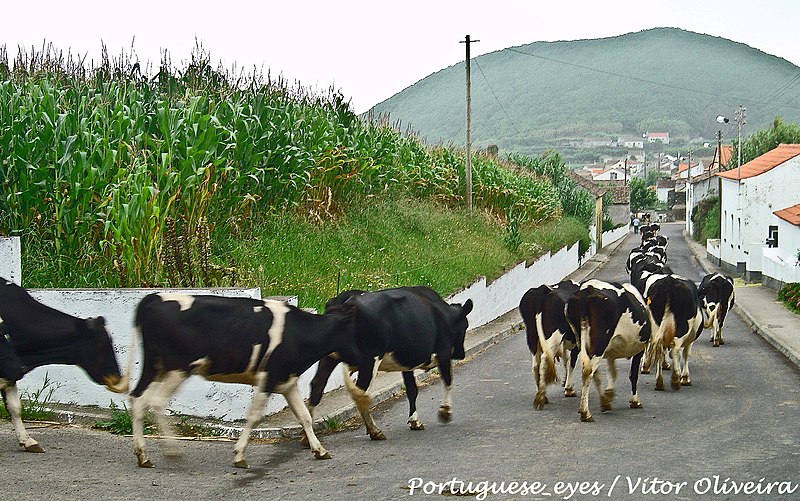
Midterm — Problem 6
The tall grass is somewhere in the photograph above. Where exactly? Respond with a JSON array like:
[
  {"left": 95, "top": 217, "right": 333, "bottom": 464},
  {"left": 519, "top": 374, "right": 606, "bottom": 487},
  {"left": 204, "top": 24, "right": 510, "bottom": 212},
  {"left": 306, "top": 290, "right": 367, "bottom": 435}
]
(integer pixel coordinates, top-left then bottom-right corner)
[{"left": 1, "top": 43, "right": 573, "bottom": 296}]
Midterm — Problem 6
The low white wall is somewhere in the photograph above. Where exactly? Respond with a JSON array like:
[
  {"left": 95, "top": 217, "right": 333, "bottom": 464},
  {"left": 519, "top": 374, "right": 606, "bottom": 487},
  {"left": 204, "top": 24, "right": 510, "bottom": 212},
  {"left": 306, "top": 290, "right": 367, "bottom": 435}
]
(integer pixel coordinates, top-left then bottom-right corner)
[
  {"left": 0, "top": 237, "right": 22, "bottom": 285},
  {"left": 762, "top": 250, "right": 800, "bottom": 285}
]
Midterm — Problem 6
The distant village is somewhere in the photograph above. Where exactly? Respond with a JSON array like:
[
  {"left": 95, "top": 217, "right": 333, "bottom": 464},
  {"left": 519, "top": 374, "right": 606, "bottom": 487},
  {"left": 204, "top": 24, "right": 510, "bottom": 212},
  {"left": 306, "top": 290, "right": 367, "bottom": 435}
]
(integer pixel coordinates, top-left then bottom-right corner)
[{"left": 570, "top": 131, "right": 732, "bottom": 225}]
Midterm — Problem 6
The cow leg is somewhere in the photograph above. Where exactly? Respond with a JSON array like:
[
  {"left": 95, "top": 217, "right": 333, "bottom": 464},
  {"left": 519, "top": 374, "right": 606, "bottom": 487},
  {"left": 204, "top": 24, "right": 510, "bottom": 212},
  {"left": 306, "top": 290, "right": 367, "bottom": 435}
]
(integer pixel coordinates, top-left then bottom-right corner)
[
  {"left": 402, "top": 371, "right": 424, "bottom": 430},
  {"left": 279, "top": 378, "right": 331, "bottom": 461},
  {"left": 531, "top": 351, "right": 547, "bottom": 409},
  {"left": 563, "top": 347, "right": 578, "bottom": 397},
  {"left": 2, "top": 386, "right": 44, "bottom": 453},
  {"left": 600, "top": 359, "right": 616, "bottom": 412},
  {"left": 654, "top": 345, "right": 665, "bottom": 391},
  {"left": 437, "top": 361, "right": 454, "bottom": 423},
  {"left": 680, "top": 343, "right": 693, "bottom": 386},
  {"left": 629, "top": 351, "right": 644, "bottom": 408},
  {"left": 579, "top": 357, "right": 600, "bottom": 422},
  {"left": 303, "top": 355, "right": 341, "bottom": 447},
  {"left": 130, "top": 393, "right": 152, "bottom": 468},
  {"left": 233, "top": 375, "right": 270, "bottom": 468},
  {"left": 669, "top": 346, "right": 681, "bottom": 390},
  {"left": 149, "top": 371, "right": 187, "bottom": 459},
  {"left": 342, "top": 361, "right": 384, "bottom": 440}
]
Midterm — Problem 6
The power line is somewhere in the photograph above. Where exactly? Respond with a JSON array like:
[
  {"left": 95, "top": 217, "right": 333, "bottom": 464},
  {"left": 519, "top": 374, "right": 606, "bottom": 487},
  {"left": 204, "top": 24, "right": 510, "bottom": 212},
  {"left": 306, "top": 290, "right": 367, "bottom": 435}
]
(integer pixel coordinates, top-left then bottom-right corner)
[
  {"left": 505, "top": 47, "right": 800, "bottom": 112},
  {"left": 473, "top": 58, "right": 523, "bottom": 136}
]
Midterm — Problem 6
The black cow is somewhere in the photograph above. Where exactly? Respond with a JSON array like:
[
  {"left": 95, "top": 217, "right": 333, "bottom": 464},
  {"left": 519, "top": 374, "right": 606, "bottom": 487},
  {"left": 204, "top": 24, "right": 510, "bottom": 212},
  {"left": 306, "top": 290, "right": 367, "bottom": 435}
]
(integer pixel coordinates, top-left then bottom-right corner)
[
  {"left": 127, "top": 293, "right": 360, "bottom": 468},
  {"left": 0, "top": 278, "right": 126, "bottom": 453},
  {"left": 564, "top": 280, "right": 653, "bottom": 422},
  {"left": 308, "top": 286, "right": 473, "bottom": 440},
  {"left": 640, "top": 273, "right": 704, "bottom": 390},
  {"left": 519, "top": 280, "right": 580, "bottom": 409},
  {"left": 698, "top": 273, "right": 735, "bottom": 347}
]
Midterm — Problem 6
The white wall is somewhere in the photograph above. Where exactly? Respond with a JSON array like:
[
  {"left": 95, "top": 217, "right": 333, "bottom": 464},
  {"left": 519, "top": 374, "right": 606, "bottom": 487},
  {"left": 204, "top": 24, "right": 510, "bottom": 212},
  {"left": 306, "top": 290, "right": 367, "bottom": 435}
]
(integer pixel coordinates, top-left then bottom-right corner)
[
  {"left": 762, "top": 218, "right": 800, "bottom": 285},
  {"left": 0, "top": 237, "right": 22, "bottom": 285}
]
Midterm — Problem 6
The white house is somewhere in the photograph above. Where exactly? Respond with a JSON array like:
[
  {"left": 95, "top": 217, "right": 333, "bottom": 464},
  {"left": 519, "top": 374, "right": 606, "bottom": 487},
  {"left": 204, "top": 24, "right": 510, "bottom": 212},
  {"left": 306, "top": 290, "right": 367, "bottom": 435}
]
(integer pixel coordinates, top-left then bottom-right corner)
[
  {"left": 714, "top": 143, "right": 800, "bottom": 282},
  {"left": 646, "top": 132, "right": 670, "bottom": 144},
  {"left": 762, "top": 203, "right": 800, "bottom": 289},
  {"left": 592, "top": 167, "right": 627, "bottom": 181}
]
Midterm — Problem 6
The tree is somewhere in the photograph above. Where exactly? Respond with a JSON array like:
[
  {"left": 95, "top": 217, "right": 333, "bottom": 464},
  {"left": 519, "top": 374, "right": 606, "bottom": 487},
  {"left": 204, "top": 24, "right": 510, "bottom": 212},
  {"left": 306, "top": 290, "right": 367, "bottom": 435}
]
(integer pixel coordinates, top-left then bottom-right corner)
[
  {"left": 630, "top": 178, "right": 658, "bottom": 214},
  {"left": 735, "top": 117, "right": 800, "bottom": 166}
]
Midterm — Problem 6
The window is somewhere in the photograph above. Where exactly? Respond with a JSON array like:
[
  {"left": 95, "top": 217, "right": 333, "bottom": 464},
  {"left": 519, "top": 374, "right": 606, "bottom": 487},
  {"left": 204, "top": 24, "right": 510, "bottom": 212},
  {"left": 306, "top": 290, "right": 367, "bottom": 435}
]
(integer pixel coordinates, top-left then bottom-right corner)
[{"left": 767, "top": 226, "right": 778, "bottom": 248}]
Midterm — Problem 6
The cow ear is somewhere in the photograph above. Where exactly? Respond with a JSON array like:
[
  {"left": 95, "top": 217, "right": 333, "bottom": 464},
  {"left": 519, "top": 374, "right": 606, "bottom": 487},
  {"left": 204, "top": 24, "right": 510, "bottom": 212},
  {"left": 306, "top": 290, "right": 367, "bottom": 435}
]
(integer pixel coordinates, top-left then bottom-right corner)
[
  {"left": 461, "top": 299, "right": 473, "bottom": 316},
  {"left": 87, "top": 316, "right": 107, "bottom": 330}
]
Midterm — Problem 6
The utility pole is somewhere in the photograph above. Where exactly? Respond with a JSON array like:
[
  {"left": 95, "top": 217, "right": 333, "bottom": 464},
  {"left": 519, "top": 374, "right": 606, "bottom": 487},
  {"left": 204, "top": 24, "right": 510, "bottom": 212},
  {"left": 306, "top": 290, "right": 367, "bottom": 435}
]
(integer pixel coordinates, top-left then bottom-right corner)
[
  {"left": 736, "top": 104, "right": 746, "bottom": 179},
  {"left": 461, "top": 34, "right": 479, "bottom": 214}
]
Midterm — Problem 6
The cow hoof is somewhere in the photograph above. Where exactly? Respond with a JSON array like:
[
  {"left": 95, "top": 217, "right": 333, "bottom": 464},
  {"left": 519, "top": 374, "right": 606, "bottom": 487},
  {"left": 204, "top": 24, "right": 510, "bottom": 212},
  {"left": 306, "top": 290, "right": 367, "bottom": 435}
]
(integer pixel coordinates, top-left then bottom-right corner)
[
  {"left": 579, "top": 412, "right": 594, "bottom": 422},
  {"left": 533, "top": 393, "right": 547, "bottom": 410},
  {"left": 313, "top": 450, "right": 332, "bottom": 460},
  {"left": 655, "top": 379, "right": 664, "bottom": 391},
  {"left": 24, "top": 444, "right": 45, "bottom": 453},
  {"left": 137, "top": 458, "right": 155, "bottom": 468},
  {"left": 681, "top": 377, "right": 692, "bottom": 386},
  {"left": 369, "top": 431, "right": 386, "bottom": 441},
  {"left": 564, "top": 388, "right": 576, "bottom": 398},
  {"left": 713, "top": 341, "right": 720, "bottom": 347},
  {"left": 408, "top": 421, "right": 425, "bottom": 431},
  {"left": 719, "top": 339, "right": 725, "bottom": 345},
  {"left": 233, "top": 459, "right": 250, "bottom": 469},
  {"left": 640, "top": 368, "right": 650, "bottom": 375},
  {"left": 438, "top": 407, "right": 452, "bottom": 423},
  {"left": 671, "top": 379, "right": 681, "bottom": 391},
  {"left": 630, "top": 400, "right": 643, "bottom": 409}
]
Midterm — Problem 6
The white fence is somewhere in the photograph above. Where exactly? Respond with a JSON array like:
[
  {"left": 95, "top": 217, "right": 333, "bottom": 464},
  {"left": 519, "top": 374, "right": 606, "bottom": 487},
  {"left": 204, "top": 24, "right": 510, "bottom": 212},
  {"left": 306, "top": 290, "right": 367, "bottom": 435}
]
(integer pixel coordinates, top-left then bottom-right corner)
[{"left": 6, "top": 226, "right": 624, "bottom": 420}]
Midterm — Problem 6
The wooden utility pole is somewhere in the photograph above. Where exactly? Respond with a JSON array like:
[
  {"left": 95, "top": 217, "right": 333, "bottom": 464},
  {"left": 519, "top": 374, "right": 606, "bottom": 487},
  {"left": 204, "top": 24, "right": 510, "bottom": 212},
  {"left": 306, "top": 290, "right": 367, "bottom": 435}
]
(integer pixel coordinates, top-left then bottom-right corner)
[{"left": 461, "top": 34, "right": 479, "bottom": 214}]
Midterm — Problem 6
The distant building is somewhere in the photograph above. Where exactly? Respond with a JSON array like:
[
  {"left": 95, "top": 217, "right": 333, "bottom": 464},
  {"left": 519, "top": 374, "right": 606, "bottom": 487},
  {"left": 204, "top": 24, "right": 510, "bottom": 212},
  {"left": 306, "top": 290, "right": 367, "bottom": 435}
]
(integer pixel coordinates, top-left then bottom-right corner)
[
  {"left": 645, "top": 132, "right": 670, "bottom": 144},
  {"left": 656, "top": 179, "right": 676, "bottom": 204}
]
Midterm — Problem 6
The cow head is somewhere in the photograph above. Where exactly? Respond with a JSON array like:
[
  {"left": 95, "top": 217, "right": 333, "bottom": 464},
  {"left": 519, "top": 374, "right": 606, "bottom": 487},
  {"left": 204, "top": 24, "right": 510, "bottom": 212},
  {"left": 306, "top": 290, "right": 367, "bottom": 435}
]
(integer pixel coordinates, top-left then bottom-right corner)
[
  {"left": 0, "top": 331, "right": 25, "bottom": 387},
  {"left": 75, "top": 317, "right": 127, "bottom": 393},
  {"left": 449, "top": 299, "right": 473, "bottom": 360}
]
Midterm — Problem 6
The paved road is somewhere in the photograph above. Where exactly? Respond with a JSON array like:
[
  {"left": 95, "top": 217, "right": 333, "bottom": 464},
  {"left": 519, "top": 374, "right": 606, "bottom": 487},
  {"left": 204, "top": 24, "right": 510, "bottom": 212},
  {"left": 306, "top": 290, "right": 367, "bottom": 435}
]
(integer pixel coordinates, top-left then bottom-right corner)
[{"left": 3, "top": 223, "right": 799, "bottom": 500}]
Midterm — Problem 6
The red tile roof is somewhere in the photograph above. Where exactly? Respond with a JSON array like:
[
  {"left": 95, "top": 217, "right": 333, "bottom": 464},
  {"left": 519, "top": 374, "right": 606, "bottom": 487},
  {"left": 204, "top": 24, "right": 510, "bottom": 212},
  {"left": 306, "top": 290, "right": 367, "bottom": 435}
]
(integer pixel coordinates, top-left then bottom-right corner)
[
  {"left": 774, "top": 203, "right": 800, "bottom": 226},
  {"left": 717, "top": 144, "right": 800, "bottom": 180}
]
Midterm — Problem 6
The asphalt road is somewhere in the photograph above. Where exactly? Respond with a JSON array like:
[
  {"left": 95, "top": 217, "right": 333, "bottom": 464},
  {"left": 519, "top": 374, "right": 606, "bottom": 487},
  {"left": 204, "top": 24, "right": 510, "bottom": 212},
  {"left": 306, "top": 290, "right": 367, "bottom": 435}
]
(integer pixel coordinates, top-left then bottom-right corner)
[{"left": 2, "top": 222, "right": 799, "bottom": 501}]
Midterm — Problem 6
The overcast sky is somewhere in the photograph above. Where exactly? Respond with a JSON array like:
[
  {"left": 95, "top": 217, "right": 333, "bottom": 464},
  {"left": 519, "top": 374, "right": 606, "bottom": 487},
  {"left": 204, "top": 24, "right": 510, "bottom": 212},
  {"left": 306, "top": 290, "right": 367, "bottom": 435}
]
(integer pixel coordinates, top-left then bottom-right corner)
[{"left": 2, "top": 1, "right": 799, "bottom": 114}]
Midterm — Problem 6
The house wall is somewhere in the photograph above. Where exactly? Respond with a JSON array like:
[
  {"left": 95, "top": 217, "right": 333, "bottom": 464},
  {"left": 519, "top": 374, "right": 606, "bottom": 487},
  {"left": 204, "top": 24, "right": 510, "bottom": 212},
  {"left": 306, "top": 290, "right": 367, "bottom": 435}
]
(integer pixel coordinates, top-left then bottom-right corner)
[
  {"left": 762, "top": 218, "right": 800, "bottom": 289},
  {"left": 0, "top": 237, "right": 22, "bottom": 285},
  {"left": 719, "top": 156, "right": 800, "bottom": 276},
  {"left": 686, "top": 176, "right": 720, "bottom": 235}
]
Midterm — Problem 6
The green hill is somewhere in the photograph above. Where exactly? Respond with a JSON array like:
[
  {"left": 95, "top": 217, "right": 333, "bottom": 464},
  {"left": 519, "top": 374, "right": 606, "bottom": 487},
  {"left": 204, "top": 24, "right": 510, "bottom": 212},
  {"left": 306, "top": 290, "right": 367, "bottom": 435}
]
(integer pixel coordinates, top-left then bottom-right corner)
[{"left": 368, "top": 28, "right": 800, "bottom": 160}]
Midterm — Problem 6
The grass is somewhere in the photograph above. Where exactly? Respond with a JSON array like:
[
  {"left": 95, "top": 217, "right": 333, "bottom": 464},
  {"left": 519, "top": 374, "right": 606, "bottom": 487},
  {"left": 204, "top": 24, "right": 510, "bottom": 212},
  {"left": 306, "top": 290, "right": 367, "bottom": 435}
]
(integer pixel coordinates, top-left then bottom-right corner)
[
  {"left": 228, "top": 197, "right": 588, "bottom": 310},
  {"left": 0, "top": 373, "right": 60, "bottom": 421},
  {"left": 777, "top": 283, "right": 800, "bottom": 315}
]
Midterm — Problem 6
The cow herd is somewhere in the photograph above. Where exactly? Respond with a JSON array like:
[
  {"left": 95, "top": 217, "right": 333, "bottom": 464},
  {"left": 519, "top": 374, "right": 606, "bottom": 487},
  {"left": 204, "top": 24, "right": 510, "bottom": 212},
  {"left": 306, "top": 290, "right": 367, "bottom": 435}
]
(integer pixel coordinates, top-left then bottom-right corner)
[
  {"left": 0, "top": 230, "right": 737, "bottom": 469},
  {"left": 520, "top": 223, "right": 736, "bottom": 423}
]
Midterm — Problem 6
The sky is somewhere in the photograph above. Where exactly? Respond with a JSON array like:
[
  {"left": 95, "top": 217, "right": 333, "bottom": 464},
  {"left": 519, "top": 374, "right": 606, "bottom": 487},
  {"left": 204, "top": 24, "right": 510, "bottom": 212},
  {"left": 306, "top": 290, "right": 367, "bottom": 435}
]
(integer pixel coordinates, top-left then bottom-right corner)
[{"left": 2, "top": 1, "right": 799, "bottom": 114}]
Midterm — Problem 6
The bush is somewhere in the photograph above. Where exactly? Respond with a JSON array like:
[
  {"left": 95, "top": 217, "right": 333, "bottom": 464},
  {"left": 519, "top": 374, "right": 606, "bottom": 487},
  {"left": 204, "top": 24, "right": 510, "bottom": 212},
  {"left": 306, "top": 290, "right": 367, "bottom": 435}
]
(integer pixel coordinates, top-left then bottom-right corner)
[{"left": 777, "top": 283, "right": 800, "bottom": 315}]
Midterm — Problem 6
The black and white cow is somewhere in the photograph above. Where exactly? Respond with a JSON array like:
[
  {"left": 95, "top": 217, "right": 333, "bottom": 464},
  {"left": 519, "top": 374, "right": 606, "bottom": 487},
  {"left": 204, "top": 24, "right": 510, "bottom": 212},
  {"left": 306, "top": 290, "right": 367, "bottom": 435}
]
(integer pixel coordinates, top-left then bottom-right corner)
[
  {"left": 0, "top": 278, "right": 126, "bottom": 453},
  {"left": 308, "top": 286, "right": 473, "bottom": 440},
  {"left": 127, "top": 293, "right": 360, "bottom": 469},
  {"left": 564, "top": 280, "right": 653, "bottom": 422},
  {"left": 698, "top": 273, "right": 735, "bottom": 347},
  {"left": 519, "top": 280, "right": 580, "bottom": 409},
  {"left": 640, "top": 273, "right": 704, "bottom": 390},
  {"left": 630, "top": 256, "right": 673, "bottom": 295}
]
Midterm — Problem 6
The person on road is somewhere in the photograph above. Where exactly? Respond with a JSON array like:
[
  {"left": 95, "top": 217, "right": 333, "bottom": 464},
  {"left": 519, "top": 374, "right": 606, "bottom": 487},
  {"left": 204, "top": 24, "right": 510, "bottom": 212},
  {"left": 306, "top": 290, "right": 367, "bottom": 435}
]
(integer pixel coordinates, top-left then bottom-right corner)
[{"left": 633, "top": 217, "right": 640, "bottom": 234}]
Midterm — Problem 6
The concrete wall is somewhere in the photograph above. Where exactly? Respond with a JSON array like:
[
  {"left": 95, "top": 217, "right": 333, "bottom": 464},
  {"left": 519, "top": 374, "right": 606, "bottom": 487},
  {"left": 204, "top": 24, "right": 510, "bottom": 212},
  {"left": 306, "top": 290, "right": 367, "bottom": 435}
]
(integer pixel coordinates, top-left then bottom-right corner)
[
  {"left": 0, "top": 237, "right": 22, "bottom": 285},
  {"left": 761, "top": 218, "right": 800, "bottom": 289}
]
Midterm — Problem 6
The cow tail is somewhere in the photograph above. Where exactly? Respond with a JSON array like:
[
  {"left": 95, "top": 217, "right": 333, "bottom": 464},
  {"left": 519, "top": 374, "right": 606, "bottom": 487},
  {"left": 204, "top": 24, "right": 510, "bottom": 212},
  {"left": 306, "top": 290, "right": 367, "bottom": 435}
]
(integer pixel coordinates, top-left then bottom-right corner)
[{"left": 535, "top": 313, "right": 557, "bottom": 385}]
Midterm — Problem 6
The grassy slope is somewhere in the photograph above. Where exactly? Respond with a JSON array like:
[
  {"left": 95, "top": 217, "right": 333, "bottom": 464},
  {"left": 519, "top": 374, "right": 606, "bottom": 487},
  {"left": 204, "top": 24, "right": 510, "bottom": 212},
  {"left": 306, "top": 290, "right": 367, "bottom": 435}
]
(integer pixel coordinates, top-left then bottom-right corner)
[{"left": 226, "top": 197, "right": 587, "bottom": 310}]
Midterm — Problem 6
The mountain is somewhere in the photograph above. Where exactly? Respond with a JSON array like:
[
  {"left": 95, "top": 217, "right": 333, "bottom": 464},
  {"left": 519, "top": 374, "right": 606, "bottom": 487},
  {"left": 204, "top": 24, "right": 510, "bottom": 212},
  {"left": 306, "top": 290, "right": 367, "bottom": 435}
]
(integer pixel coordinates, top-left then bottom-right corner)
[{"left": 367, "top": 28, "right": 800, "bottom": 160}]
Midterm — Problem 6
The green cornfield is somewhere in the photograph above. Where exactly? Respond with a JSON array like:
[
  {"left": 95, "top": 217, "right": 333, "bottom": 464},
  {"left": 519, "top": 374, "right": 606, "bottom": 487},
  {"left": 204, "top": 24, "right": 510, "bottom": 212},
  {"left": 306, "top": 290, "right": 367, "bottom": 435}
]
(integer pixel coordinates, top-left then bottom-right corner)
[{"left": 0, "top": 44, "right": 586, "bottom": 300}]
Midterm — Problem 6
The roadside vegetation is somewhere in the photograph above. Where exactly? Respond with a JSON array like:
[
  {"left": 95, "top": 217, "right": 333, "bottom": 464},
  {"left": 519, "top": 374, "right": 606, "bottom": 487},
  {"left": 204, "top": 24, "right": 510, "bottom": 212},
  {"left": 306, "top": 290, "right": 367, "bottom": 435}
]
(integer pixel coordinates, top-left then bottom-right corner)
[
  {"left": 0, "top": 44, "right": 592, "bottom": 310},
  {"left": 777, "top": 283, "right": 800, "bottom": 315}
]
